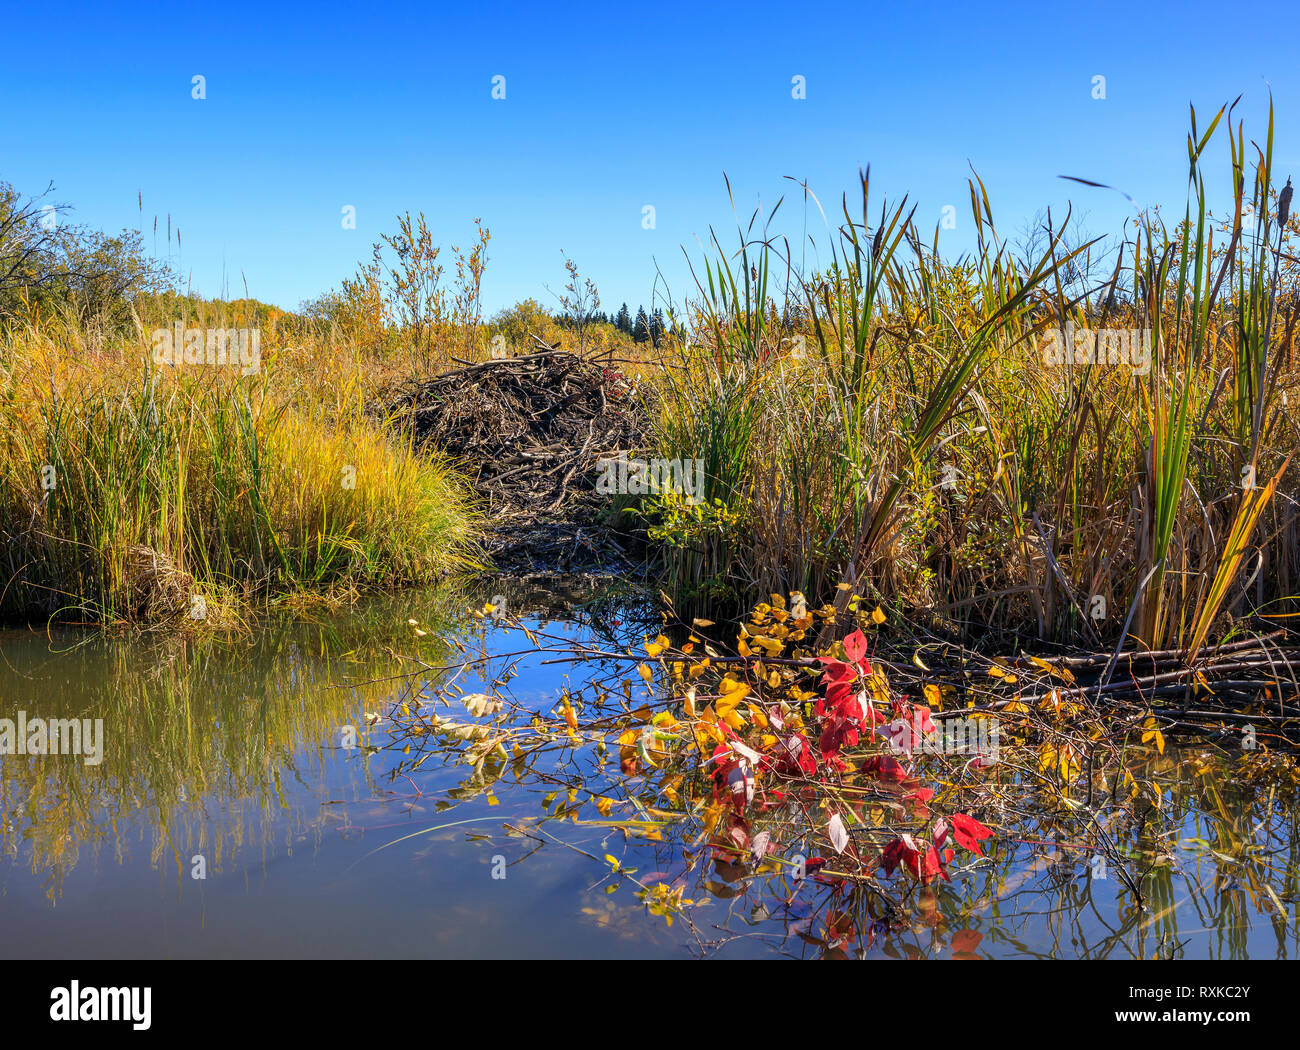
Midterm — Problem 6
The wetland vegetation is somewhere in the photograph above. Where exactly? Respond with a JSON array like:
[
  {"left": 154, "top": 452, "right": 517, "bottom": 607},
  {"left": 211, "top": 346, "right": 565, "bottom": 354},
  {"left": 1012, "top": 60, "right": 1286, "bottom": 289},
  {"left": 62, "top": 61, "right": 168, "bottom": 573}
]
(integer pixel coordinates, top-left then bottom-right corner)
[{"left": 4, "top": 101, "right": 1300, "bottom": 958}]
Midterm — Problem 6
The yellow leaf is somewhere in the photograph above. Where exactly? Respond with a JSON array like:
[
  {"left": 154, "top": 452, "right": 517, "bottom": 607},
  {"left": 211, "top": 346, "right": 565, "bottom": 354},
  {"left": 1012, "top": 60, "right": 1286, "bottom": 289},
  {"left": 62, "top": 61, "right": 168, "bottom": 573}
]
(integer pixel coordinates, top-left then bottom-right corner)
[
  {"left": 1141, "top": 716, "right": 1165, "bottom": 754},
  {"left": 718, "top": 676, "right": 750, "bottom": 697},
  {"left": 1027, "top": 654, "right": 1057, "bottom": 676},
  {"left": 692, "top": 717, "right": 724, "bottom": 756},
  {"left": 987, "top": 663, "right": 1006, "bottom": 680}
]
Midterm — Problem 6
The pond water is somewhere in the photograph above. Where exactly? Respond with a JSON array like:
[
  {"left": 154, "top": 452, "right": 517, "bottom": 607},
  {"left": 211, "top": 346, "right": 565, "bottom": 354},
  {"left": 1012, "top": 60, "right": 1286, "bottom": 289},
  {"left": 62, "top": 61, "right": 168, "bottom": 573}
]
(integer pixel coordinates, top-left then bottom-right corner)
[{"left": 1, "top": 580, "right": 1298, "bottom": 959}]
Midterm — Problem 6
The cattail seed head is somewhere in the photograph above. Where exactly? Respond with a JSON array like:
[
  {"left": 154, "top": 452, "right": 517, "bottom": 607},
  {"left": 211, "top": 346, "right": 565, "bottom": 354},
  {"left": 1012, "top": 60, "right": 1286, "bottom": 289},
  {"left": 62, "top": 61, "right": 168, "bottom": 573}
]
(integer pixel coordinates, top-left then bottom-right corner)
[{"left": 1279, "top": 178, "right": 1293, "bottom": 227}]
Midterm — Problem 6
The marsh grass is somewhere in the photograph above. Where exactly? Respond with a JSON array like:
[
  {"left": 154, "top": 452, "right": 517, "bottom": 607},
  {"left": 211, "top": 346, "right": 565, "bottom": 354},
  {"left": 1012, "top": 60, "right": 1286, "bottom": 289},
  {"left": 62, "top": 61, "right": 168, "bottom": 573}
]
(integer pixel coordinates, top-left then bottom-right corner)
[
  {"left": 644, "top": 106, "right": 1300, "bottom": 651},
  {"left": 0, "top": 308, "right": 482, "bottom": 625}
]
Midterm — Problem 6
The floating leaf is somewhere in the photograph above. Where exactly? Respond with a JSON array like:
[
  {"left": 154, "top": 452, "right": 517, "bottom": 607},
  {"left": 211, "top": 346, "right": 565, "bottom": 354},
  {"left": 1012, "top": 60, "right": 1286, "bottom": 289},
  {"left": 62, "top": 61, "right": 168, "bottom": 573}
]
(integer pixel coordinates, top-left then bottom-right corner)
[
  {"left": 463, "top": 693, "right": 503, "bottom": 718},
  {"left": 827, "top": 812, "right": 849, "bottom": 854}
]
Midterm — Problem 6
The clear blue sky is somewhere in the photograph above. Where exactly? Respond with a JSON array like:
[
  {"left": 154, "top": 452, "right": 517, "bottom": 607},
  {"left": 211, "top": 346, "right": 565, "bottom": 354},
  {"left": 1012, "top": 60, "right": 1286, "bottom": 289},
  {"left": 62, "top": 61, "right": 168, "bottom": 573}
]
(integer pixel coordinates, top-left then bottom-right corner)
[{"left": 3, "top": 0, "right": 1297, "bottom": 316}]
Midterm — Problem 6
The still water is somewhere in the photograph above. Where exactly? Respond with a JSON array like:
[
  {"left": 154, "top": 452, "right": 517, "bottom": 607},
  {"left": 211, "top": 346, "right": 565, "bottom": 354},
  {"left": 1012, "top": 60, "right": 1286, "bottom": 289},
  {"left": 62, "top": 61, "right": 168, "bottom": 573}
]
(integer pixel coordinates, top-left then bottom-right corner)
[{"left": 1, "top": 580, "right": 1297, "bottom": 959}]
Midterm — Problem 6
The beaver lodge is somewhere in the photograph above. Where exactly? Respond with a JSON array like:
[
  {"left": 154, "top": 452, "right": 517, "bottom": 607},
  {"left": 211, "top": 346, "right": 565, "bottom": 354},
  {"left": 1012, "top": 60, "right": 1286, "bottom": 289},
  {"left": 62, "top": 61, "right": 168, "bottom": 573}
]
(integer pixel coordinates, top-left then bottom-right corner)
[{"left": 384, "top": 345, "right": 647, "bottom": 575}]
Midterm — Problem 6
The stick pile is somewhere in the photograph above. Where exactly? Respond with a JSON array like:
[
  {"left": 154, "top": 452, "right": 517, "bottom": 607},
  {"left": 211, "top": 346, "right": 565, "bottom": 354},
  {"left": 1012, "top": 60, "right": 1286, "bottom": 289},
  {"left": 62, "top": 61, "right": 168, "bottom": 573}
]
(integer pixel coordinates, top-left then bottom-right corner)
[
  {"left": 867, "top": 630, "right": 1300, "bottom": 734},
  {"left": 385, "top": 346, "right": 646, "bottom": 572}
]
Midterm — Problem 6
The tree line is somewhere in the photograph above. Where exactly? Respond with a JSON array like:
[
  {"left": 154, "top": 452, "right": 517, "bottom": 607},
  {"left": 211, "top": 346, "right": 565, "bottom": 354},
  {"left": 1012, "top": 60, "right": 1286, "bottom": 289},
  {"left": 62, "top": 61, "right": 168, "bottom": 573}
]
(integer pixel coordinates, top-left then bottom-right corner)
[{"left": 557, "top": 301, "right": 670, "bottom": 345}]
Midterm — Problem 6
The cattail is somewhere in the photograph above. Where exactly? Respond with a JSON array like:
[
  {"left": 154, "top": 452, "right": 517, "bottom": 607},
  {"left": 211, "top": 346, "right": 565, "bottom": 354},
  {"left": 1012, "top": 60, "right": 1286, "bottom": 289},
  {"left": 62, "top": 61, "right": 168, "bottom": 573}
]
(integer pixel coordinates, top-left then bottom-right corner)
[{"left": 1279, "top": 177, "right": 1293, "bottom": 227}]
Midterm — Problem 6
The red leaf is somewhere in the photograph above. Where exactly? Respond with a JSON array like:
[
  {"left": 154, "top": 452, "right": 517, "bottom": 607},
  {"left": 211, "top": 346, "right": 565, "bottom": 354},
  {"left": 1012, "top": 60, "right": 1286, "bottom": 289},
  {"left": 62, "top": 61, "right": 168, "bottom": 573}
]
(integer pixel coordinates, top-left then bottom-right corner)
[
  {"left": 824, "top": 677, "right": 856, "bottom": 719},
  {"left": 951, "top": 812, "right": 994, "bottom": 856},
  {"left": 771, "top": 732, "right": 817, "bottom": 777},
  {"left": 921, "top": 844, "right": 948, "bottom": 884},
  {"left": 903, "top": 843, "right": 922, "bottom": 879},
  {"left": 880, "top": 838, "right": 905, "bottom": 877},
  {"left": 804, "top": 856, "right": 838, "bottom": 885},
  {"left": 843, "top": 629, "right": 869, "bottom": 670},
  {"left": 860, "top": 695, "right": 887, "bottom": 725},
  {"left": 710, "top": 744, "right": 754, "bottom": 814},
  {"left": 860, "top": 754, "right": 908, "bottom": 781},
  {"left": 884, "top": 833, "right": 920, "bottom": 879},
  {"left": 817, "top": 657, "right": 855, "bottom": 685}
]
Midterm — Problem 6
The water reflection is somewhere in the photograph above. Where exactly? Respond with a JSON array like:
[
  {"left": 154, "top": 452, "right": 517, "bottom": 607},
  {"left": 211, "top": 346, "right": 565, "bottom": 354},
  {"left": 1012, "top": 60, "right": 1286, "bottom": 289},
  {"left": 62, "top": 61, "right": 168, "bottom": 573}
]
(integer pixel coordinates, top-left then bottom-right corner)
[
  {"left": 0, "top": 589, "right": 464, "bottom": 903},
  {"left": 1, "top": 580, "right": 1297, "bottom": 958}
]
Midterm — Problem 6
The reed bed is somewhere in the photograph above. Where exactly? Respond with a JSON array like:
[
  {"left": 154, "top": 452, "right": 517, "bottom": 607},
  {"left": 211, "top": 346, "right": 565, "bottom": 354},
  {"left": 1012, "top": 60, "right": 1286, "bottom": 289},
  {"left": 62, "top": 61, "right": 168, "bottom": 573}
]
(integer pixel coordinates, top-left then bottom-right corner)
[
  {"left": 645, "top": 103, "right": 1300, "bottom": 652},
  {"left": 0, "top": 305, "right": 481, "bottom": 625}
]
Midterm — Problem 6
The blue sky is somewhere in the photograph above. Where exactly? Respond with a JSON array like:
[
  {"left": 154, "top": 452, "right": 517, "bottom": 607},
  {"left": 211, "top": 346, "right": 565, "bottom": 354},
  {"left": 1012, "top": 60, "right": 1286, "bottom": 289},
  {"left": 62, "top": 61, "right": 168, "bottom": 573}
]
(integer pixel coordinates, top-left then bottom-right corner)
[{"left": 2, "top": 0, "right": 1297, "bottom": 316}]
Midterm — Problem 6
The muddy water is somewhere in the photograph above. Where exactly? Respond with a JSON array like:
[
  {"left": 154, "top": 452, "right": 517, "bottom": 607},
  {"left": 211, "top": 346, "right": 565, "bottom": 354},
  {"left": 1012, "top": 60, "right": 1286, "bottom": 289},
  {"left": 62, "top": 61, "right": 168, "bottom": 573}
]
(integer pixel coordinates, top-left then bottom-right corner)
[{"left": 1, "top": 581, "right": 1297, "bottom": 959}]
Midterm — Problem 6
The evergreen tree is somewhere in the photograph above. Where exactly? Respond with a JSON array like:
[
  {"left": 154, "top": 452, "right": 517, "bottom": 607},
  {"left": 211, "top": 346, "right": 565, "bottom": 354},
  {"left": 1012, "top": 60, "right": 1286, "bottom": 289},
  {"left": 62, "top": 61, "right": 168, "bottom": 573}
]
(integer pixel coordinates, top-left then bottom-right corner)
[
  {"left": 650, "top": 307, "right": 665, "bottom": 347},
  {"left": 633, "top": 306, "right": 650, "bottom": 343},
  {"left": 616, "top": 302, "right": 632, "bottom": 334}
]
